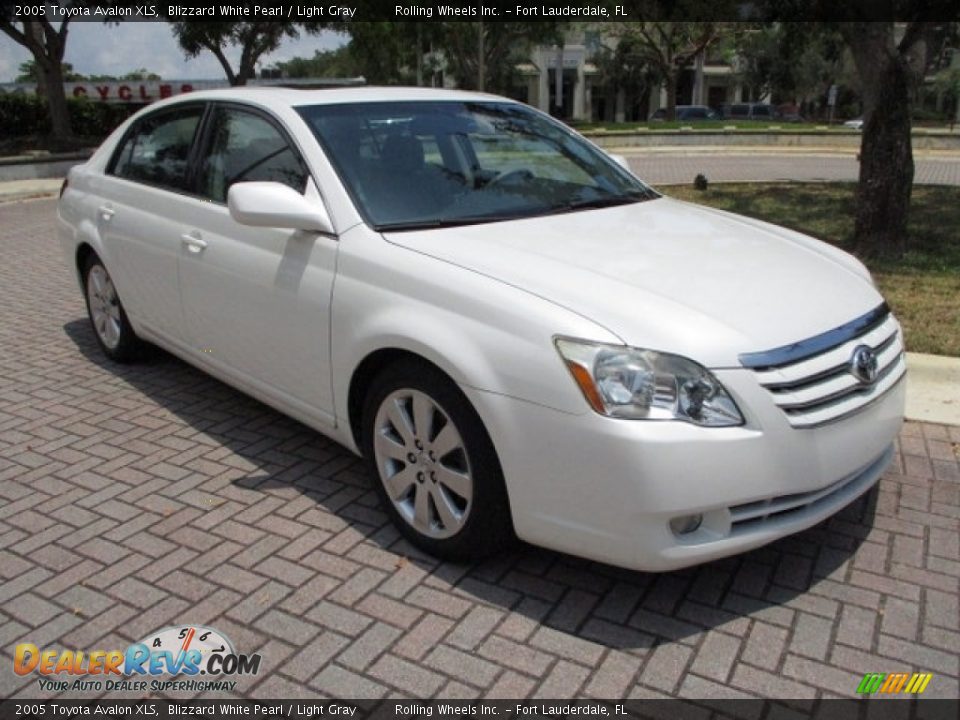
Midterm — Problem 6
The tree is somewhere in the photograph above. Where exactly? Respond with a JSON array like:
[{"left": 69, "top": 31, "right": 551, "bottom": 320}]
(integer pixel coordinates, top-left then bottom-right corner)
[
  {"left": 431, "top": 22, "right": 564, "bottom": 93},
  {"left": 335, "top": 22, "right": 434, "bottom": 85},
  {"left": 2, "top": 1, "right": 136, "bottom": 142},
  {"left": 753, "top": 1, "right": 959, "bottom": 259},
  {"left": 340, "top": 20, "right": 563, "bottom": 93},
  {"left": 839, "top": 20, "right": 951, "bottom": 258},
  {"left": 119, "top": 68, "right": 162, "bottom": 81},
  {"left": 167, "top": 21, "right": 319, "bottom": 86},
  {"left": 731, "top": 24, "right": 849, "bottom": 117},
  {"left": 16, "top": 59, "right": 84, "bottom": 83},
  {"left": 623, "top": 22, "right": 725, "bottom": 119},
  {"left": 1, "top": 5, "right": 75, "bottom": 140},
  {"left": 16, "top": 60, "right": 160, "bottom": 83},
  {"left": 607, "top": 1, "right": 748, "bottom": 119},
  {"left": 933, "top": 66, "right": 960, "bottom": 127},
  {"left": 590, "top": 34, "right": 660, "bottom": 120},
  {"left": 267, "top": 46, "right": 357, "bottom": 79}
]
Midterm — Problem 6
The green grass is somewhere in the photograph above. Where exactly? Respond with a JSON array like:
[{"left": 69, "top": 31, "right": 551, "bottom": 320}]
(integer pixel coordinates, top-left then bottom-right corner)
[{"left": 665, "top": 183, "right": 960, "bottom": 357}]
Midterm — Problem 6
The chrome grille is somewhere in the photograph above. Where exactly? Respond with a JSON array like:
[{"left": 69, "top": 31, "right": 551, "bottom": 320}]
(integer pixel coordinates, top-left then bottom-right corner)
[{"left": 740, "top": 304, "right": 907, "bottom": 428}]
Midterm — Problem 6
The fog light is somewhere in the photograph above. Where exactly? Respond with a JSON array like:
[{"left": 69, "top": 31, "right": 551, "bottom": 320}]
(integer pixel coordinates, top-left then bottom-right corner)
[{"left": 669, "top": 514, "right": 703, "bottom": 536}]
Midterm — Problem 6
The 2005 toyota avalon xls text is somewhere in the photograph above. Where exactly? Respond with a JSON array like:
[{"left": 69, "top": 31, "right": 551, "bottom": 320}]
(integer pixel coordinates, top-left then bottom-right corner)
[{"left": 58, "top": 88, "right": 906, "bottom": 571}]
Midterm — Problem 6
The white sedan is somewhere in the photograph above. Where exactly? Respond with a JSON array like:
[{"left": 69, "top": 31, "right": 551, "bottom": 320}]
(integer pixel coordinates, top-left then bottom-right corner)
[{"left": 58, "top": 88, "right": 905, "bottom": 571}]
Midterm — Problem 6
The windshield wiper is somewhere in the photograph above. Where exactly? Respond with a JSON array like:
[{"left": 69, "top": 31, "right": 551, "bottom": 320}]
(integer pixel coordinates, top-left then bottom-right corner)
[
  {"left": 376, "top": 209, "right": 550, "bottom": 232},
  {"left": 375, "top": 218, "right": 461, "bottom": 231},
  {"left": 555, "top": 194, "right": 644, "bottom": 213}
]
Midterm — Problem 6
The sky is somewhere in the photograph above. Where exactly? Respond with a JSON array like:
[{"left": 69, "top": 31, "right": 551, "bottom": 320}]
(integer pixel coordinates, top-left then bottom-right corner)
[{"left": 0, "top": 23, "right": 348, "bottom": 83}]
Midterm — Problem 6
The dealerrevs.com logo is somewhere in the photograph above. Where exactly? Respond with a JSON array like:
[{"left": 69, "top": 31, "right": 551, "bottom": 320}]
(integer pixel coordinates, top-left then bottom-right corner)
[{"left": 14, "top": 626, "right": 261, "bottom": 693}]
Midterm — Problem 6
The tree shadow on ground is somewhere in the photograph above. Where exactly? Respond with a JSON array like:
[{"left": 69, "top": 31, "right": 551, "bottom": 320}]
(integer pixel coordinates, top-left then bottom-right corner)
[{"left": 64, "top": 318, "right": 877, "bottom": 656}]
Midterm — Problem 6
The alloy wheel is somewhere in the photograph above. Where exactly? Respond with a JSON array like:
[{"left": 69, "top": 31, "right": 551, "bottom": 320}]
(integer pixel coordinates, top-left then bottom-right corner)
[
  {"left": 86, "top": 265, "right": 122, "bottom": 350},
  {"left": 372, "top": 388, "right": 474, "bottom": 538}
]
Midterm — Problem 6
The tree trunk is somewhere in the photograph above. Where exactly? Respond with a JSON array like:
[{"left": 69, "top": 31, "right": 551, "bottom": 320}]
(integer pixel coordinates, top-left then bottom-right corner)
[
  {"left": 236, "top": 56, "right": 255, "bottom": 86},
  {"left": 665, "top": 70, "right": 678, "bottom": 121},
  {"left": 477, "top": 22, "right": 485, "bottom": 92},
  {"left": 841, "top": 22, "right": 926, "bottom": 260},
  {"left": 853, "top": 55, "right": 914, "bottom": 259},
  {"left": 42, "top": 57, "right": 72, "bottom": 141},
  {"left": 208, "top": 43, "right": 239, "bottom": 86},
  {"left": 24, "top": 21, "right": 72, "bottom": 142},
  {"left": 415, "top": 24, "right": 423, "bottom": 87}
]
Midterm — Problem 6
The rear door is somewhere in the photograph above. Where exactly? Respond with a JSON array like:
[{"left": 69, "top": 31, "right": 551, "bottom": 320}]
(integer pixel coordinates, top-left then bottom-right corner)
[
  {"left": 176, "top": 103, "right": 338, "bottom": 423},
  {"left": 97, "top": 104, "right": 207, "bottom": 341}
]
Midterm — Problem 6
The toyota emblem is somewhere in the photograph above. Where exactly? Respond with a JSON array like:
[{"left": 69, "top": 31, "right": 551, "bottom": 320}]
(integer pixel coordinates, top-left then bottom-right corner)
[{"left": 849, "top": 345, "right": 879, "bottom": 384}]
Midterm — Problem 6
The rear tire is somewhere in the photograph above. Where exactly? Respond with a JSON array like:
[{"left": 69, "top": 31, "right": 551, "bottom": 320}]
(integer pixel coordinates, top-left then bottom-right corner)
[
  {"left": 82, "top": 254, "right": 144, "bottom": 363},
  {"left": 361, "top": 358, "right": 514, "bottom": 561}
]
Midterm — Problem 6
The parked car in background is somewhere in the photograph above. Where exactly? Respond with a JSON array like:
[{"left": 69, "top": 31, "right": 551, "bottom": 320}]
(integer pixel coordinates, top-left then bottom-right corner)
[
  {"left": 776, "top": 103, "right": 806, "bottom": 123},
  {"left": 844, "top": 117, "right": 864, "bottom": 130},
  {"left": 649, "top": 105, "right": 722, "bottom": 122},
  {"left": 721, "top": 103, "right": 779, "bottom": 121},
  {"left": 59, "top": 87, "right": 906, "bottom": 572}
]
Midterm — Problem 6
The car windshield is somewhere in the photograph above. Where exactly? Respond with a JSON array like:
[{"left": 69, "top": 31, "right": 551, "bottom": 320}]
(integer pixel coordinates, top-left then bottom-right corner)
[{"left": 297, "top": 101, "right": 658, "bottom": 231}]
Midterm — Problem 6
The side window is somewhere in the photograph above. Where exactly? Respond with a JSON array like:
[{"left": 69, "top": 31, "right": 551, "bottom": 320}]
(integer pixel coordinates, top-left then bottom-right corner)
[
  {"left": 198, "top": 107, "right": 308, "bottom": 203},
  {"left": 111, "top": 107, "right": 203, "bottom": 191}
]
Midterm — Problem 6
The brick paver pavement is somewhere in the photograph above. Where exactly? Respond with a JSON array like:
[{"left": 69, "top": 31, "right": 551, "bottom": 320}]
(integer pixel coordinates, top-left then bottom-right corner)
[
  {"left": 1, "top": 199, "right": 958, "bottom": 700},
  {"left": 626, "top": 152, "right": 960, "bottom": 187}
]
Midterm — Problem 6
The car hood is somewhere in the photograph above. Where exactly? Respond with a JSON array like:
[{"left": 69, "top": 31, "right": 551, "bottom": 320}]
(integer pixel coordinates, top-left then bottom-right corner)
[{"left": 382, "top": 197, "right": 883, "bottom": 368}]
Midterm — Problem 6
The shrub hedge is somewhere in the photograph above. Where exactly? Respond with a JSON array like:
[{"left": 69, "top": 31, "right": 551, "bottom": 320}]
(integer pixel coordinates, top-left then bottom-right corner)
[{"left": 0, "top": 93, "right": 138, "bottom": 141}]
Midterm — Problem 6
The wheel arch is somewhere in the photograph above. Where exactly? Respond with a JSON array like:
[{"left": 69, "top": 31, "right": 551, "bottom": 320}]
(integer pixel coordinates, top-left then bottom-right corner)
[
  {"left": 347, "top": 347, "right": 469, "bottom": 457},
  {"left": 76, "top": 242, "right": 97, "bottom": 276},
  {"left": 348, "top": 345, "right": 517, "bottom": 555}
]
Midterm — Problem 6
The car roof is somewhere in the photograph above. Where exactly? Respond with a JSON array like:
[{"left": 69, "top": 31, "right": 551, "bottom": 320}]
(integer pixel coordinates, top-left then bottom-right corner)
[{"left": 150, "top": 86, "right": 511, "bottom": 111}]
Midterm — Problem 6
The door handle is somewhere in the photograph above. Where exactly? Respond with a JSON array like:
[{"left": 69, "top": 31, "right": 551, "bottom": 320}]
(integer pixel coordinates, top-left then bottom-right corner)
[
  {"left": 99, "top": 205, "right": 115, "bottom": 221},
  {"left": 180, "top": 232, "right": 208, "bottom": 254}
]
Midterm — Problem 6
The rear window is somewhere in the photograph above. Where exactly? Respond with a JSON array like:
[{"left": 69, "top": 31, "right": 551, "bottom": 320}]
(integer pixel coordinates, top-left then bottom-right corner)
[{"left": 111, "top": 106, "right": 204, "bottom": 192}]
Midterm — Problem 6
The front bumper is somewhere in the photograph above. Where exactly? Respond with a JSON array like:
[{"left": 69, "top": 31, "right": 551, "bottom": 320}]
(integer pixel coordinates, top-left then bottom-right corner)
[{"left": 464, "top": 368, "right": 904, "bottom": 572}]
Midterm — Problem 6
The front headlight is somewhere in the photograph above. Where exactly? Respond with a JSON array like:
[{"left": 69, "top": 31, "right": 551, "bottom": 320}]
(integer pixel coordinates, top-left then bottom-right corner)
[{"left": 555, "top": 338, "right": 744, "bottom": 427}]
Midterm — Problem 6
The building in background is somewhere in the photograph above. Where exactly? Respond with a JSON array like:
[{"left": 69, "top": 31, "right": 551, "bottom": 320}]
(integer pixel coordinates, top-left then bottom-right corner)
[{"left": 514, "top": 27, "right": 762, "bottom": 123}]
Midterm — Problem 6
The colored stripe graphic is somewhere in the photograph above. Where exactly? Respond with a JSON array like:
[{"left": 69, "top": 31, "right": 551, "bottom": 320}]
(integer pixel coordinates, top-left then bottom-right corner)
[
  {"left": 857, "top": 672, "right": 932, "bottom": 694},
  {"left": 857, "top": 673, "right": 885, "bottom": 694}
]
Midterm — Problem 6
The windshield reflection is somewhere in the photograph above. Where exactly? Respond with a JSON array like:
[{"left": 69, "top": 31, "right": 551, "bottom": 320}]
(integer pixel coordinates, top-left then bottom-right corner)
[{"left": 297, "top": 101, "right": 659, "bottom": 231}]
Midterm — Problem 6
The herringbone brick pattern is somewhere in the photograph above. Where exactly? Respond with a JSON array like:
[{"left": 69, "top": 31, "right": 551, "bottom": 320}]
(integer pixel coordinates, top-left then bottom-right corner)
[{"left": 1, "top": 199, "right": 958, "bottom": 700}]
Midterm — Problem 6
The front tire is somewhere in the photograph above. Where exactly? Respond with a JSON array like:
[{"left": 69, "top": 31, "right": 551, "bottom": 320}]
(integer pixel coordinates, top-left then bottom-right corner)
[
  {"left": 82, "top": 255, "right": 143, "bottom": 363},
  {"left": 362, "top": 359, "right": 514, "bottom": 561}
]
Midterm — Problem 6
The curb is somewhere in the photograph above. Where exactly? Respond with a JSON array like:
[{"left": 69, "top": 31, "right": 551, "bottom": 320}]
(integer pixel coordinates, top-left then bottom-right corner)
[{"left": 905, "top": 353, "right": 960, "bottom": 427}]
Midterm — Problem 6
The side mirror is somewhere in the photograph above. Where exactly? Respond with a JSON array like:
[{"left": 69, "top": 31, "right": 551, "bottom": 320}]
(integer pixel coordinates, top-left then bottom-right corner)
[
  {"left": 609, "top": 153, "right": 632, "bottom": 172},
  {"left": 228, "top": 181, "right": 334, "bottom": 234}
]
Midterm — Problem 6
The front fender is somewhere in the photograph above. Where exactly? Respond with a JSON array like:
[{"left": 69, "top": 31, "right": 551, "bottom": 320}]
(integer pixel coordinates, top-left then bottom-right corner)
[{"left": 330, "top": 225, "right": 619, "bottom": 449}]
